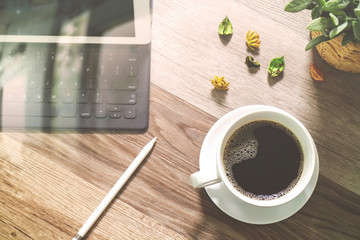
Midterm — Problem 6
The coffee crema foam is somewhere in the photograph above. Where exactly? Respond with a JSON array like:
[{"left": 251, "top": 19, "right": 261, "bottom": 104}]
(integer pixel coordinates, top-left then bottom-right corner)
[{"left": 223, "top": 120, "right": 304, "bottom": 201}]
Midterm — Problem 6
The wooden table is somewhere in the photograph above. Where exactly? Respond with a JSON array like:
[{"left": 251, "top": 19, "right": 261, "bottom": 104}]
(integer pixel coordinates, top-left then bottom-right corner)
[{"left": 1, "top": 1, "right": 359, "bottom": 239}]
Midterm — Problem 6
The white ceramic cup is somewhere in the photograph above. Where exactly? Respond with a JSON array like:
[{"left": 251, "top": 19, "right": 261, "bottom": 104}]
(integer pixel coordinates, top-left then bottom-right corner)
[{"left": 190, "top": 107, "right": 317, "bottom": 208}]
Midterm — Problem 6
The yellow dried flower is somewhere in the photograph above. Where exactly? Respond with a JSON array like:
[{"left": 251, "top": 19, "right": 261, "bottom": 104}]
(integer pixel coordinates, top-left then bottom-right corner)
[
  {"left": 246, "top": 30, "right": 261, "bottom": 51},
  {"left": 211, "top": 76, "right": 229, "bottom": 90}
]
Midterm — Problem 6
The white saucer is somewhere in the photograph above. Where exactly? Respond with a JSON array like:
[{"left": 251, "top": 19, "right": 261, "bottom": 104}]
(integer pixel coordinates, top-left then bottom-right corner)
[{"left": 199, "top": 105, "right": 319, "bottom": 224}]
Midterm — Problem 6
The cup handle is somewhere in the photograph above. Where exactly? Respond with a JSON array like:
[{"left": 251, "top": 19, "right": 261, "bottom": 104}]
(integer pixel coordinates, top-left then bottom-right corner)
[{"left": 190, "top": 170, "right": 221, "bottom": 188}]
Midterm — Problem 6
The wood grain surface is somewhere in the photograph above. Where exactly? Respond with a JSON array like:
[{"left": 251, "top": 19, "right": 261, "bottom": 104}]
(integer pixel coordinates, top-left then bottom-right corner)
[{"left": 1, "top": 0, "right": 360, "bottom": 239}]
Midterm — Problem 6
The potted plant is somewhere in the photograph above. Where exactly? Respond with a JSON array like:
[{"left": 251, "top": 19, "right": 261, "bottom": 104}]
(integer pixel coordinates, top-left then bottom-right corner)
[{"left": 285, "top": 0, "right": 360, "bottom": 73}]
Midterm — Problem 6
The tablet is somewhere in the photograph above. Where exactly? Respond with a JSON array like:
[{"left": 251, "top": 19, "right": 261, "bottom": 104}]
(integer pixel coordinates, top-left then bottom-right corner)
[{"left": 0, "top": 0, "right": 152, "bottom": 130}]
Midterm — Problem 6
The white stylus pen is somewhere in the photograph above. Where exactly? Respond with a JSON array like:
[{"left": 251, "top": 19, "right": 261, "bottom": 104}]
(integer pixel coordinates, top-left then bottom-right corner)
[{"left": 72, "top": 137, "right": 157, "bottom": 240}]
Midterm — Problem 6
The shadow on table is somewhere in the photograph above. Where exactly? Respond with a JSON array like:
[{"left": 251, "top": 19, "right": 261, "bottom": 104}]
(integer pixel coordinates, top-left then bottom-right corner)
[
  {"left": 219, "top": 34, "right": 232, "bottom": 46},
  {"left": 267, "top": 71, "right": 285, "bottom": 87},
  {"left": 188, "top": 189, "right": 272, "bottom": 240},
  {"left": 211, "top": 88, "right": 228, "bottom": 106},
  {"left": 187, "top": 189, "right": 236, "bottom": 240},
  {"left": 189, "top": 174, "right": 360, "bottom": 239},
  {"left": 309, "top": 49, "right": 360, "bottom": 194}
]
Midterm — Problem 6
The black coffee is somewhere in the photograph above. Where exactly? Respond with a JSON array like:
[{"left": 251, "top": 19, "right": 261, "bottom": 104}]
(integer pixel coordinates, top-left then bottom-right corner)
[{"left": 223, "top": 120, "right": 303, "bottom": 200}]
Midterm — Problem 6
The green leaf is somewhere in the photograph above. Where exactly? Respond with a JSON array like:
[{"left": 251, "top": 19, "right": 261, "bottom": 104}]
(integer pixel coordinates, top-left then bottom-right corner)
[
  {"left": 321, "top": 29, "right": 330, "bottom": 37},
  {"left": 330, "top": 13, "right": 340, "bottom": 25},
  {"left": 355, "top": 9, "right": 360, "bottom": 21},
  {"left": 350, "top": 0, "right": 360, "bottom": 11},
  {"left": 329, "top": 21, "right": 348, "bottom": 38},
  {"left": 353, "top": 21, "right": 360, "bottom": 40},
  {"left": 306, "top": 2, "right": 317, "bottom": 9},
  {"left": 342, "top": 31, "right": 355, "bottom": 45},
  {"left": 323, "top": 0, "right": 341, "bottom": 12},
  {"left": 312, "top": 5, "right": 323, "bottom": 19},
  {"left": 337, "top": 0, "right": 351, "bottom": 9},
  {"left": 284, "top": 0, "right": 313, "bottom": 12},
  {"left": 268, "top": 56, "right": 285, "bottom": 77},
  {"left": 323, "top": 0, "right": 351, "bottom": 12},
  {"left": 332, "top": 10, "right": 347, "bottom": 17},
  {"left": 218, "top": 16, "right": 233, "bottom": 35},
  {"left": 307, "top": 17, "right": 335, "bottom": 30},
  {"left": 305, "top": 34, "right": 329, "bottom": 50},
  {"left": 316, "top": 0, "right": 326, "bottom": 6}
]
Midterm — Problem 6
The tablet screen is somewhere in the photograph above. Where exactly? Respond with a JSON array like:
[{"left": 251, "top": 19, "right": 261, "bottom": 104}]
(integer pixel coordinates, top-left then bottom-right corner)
[{"left": 0, "top": 0, "right": 151, "bottom": 44}]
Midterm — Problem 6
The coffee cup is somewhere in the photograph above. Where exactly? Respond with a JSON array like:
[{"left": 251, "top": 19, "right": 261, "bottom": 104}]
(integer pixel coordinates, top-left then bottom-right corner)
[{"left": 190, "top": 107, "right": 318, "bottom": 209}]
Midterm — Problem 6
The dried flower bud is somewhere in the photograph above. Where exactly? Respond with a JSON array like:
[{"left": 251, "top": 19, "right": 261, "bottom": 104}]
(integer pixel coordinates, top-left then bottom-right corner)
[
  {"left": 246, "top": 30, "right": 261, "bottom": 51},
  {"left": 245, "top": 56, "right": 260, "bottom": 68},
  {"left": 211, "top": 76, "right": 229, "bottom": 90}
]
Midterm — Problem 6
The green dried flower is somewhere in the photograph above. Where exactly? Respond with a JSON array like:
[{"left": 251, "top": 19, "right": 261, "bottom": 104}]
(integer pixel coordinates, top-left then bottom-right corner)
[
  {"left": 268, "top": 56, "right": 285, "bottom": 77},
  {"left": 218, "top": 16, "right": 233, "bottom": 35}
]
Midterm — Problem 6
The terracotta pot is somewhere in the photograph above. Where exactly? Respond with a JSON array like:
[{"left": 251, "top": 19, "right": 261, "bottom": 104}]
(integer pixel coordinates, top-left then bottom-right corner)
[{"left": 311, "top": 31, "right": 360, "bottom": 73}]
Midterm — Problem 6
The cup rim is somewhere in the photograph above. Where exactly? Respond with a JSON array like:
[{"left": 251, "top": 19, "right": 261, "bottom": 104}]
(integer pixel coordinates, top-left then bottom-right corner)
[{"left": 217, "top": 108, "right": 316, "bottom": 207}]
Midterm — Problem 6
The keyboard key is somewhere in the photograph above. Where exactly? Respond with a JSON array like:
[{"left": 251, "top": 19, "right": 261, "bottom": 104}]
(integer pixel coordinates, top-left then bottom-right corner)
[
  {"left": 125, "top": 62, "right": 138, "bottom": 77},
  {"left": 108, "top": 105, "right": 122, "bottom": 112},
  {"left": 70, "top": 79, "right": 82, "bottom": 89},
  {"left": 107, "top": 91, "right": 136, "bottom": 104},
  {"left": 3, "top": 75, "right": 26, "bottom": 89},
  {"left": 79, "top": 105, "right": 92, "bottom": 118},
  {"left": 99, "top": 78, "right": 111, "bottom": 90},
  {"left": 92, "top": 92, "right": 104, "bottom": 104},
  {"left": 95, "top": 106, "right": 107, "bottom": 118},
  {"left": 84, "top": 66, "right": 95, "bottom": 76},
  {"left": 78, "top": 91, "right": 89, "bottom": 104},
  {"left": 124, "top": 107, "right": 136, "bottom": 119},
  {"left": 3, "top": 91, "right": 16, "bottom": 102},
  {"left": 85, "top": 77, "right": 97, "bottom": 90},
  {"left": 86, "top": 48, "right": 100, "bottom": 61},
  {"left": 19, "top": 92, "right": 30, "bottom": 102},
  {"left": 6, "top": 49, "right": 17, "bottom": 60},
  {"left": 48, "top": 92, "right": 59, "bottom": 103},
  {"left": 62, "top": 91, "right": 75, "bottom": 103},
  {"left": 0, "top": 103, "right": 58, "bottom": 117},
  {"left": 102, "top": 49, "right": 117, "bottom": 62},
  {"left": 113, "top": 77, "right": 137, "bottom": 90},
  {"left": 47, "top": 48, "right": 57, "bottom": 61},
  {"left": 21, "top": 49, "right": 32, "bottom": 62},
  {"left": 33, "top": 48, "right": 46, "bottom": 61},
  {"left": 78, "top": 50, "right": 86, "bottom": 61},
  {"left": 128, "top": 53, "right": 138, "bottom": 61},
  {"left": 109, "top": 105, "right": 122, "bottom": 118},
  {"left": 109, "top": 111, "right": 121, "bottom": 118},
  {"left": 43, "top": 78, "right": 53, "bottom": 89},
  {"left": 62, "top": 105, "right": 77, "bottom": 118},
  {"left": 53, "top": 78, "right": 67, "bottom": 89},
  {"left": 28, "top": 78, "right": 39, "bottom": 89},
  {"left": 33, "top": 91, "right": 45, "bottom": 102}
]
